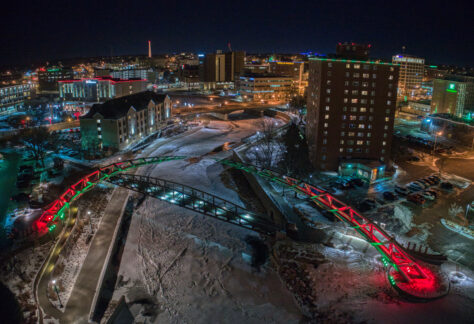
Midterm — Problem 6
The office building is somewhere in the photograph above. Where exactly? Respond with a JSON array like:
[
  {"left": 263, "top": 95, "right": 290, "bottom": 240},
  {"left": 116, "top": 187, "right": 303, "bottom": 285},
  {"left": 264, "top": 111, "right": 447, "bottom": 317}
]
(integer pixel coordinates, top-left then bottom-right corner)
[
  {"left": 203, "top": 50, "right": 245, "bottom": 89},
  {"left": 336, "top": 42, "right": 371, "bottom": 60},
  {"left": 431, "top": 75, "right": 474, "bottom": 117},
  {"left": 37, "top": 66, "right": 74, "bottom": 94},
  {"left": 269, "top": 61, "right": 308, "bottom": 95},
  {"left": 238, "top": 74, "right": 293, "bottom": 102},
  {"left": 80, "top": 91, "right": 171, "bottom": 151},
  {"left": 59, "top": 77, "right": 147, "bottom": 102},
  {"left": 0, "top": 83, "right": 35, "bottom": 115},
  {"left": 306, "top": 55, "right": 399, "bottom": 176},
  {"left": 392, "top": 54, "right": 424, "bottom": 100}
]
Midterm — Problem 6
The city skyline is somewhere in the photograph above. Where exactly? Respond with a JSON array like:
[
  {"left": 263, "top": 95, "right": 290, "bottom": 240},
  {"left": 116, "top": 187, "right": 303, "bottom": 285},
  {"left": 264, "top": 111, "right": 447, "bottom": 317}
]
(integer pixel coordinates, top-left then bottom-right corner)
[{"left": 1, "top": 0, "right": 473, "bottom": 67}]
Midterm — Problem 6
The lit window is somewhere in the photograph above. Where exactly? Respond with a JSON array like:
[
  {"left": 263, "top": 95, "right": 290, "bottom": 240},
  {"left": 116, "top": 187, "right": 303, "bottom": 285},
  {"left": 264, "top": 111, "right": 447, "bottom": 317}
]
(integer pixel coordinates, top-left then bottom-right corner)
[
  {"left": 326, "top": 89, "right": 331, "bottom": 94},
  {"left": 344, "top": 98, "right": 348, "bottom": 103},
  {"left": 360, "top": 107, "right": 366, "bottom": 112},
  {"left": 357, "top": 140, "right": 363, "bottom": 145},
  {"left": 387, "top": 100, "right": 392, "bottom": 105},
  {"left": 361, "top": 90, "right": 368, "bottom": 96},
  {"left": 353, "top": 73, "right": 360, "bottom": 78},
  {"left": 351, "top": 98, "right": 358, "bottom": 103},
  {"left": 367, "top": 133, "right": 371, "bottom": 137},
  {"left": 339, "top": 148, "right": 344, "bottom": 152},
  {"left": 325, "top": 106, "right": 330, "bottom": 111},
  {"left": 363, "top": 73, "right": 369, "bottom": 78},
  {"left": 340, "top": 139, "right": 345, "bottom": 144},
  {"left": 328, "top": 63, "right": 333, "bottom": 67},
  {"left": 350, "top": 115, "right": 357, "bottom": 121},
  {"left": 348, "top": 132, "right": 355, "bottom": 137},
  {"left": 383, "top": 141, "right": 387, "bottom": 146},
  {"left": 97, "top": 119, "right": 101, "bottom": 123},
  {"left": 388, "top": 75, "right": 394, "bottom": 80},
  {"left": 385, "top": 117, "right": 390, "bottom": 122},
  {"left": 384, "top": 125, "right": 388, "bottom": 130},
  {"left": 346, "top": 64, "right": 350, "bottom": 68},
  {"left": 358, "top": 124, "right": 365, "bottom": 129},
  {"left": 354, "top": 64, "right": 360, "bottom": 69},
  {"left": 344, "top": 89, "right": 349, "bottom": 95},
  {"left": 324, "top": 123, "right": 328, "bottom": 128},
  {"left": 351, "top": 90, "right": 359, "bottom": 95},
  {"left": 324, "top": 114, "right": 330, "bottom": 119}
]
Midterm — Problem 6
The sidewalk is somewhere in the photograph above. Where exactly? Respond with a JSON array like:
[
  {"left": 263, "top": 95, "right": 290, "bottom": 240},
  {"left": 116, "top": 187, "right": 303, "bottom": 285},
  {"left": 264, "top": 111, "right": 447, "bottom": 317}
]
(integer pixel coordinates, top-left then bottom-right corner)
[{"left": 38, "top": 186, "right": 130, "bottom": 323}]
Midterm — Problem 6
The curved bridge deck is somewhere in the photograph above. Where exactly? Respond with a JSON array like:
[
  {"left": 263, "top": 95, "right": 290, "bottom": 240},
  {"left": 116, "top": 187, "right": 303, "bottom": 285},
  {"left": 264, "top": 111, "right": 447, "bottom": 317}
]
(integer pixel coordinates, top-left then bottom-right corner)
[{"left": 107, "top": 173, "right": 280, "bottom": 235}]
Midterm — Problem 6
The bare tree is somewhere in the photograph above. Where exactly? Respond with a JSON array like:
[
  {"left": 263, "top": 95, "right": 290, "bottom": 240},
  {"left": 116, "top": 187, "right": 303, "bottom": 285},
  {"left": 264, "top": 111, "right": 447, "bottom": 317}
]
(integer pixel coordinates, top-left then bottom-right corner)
[
  {"left": 21, "top": 127, "right": 51, "bottom": 168},
  {"left": 254, "top": 119, "right": 283, "bottom": 169},
  {"left": 449, "top": 203, "right": 464, "bottom": 220}
]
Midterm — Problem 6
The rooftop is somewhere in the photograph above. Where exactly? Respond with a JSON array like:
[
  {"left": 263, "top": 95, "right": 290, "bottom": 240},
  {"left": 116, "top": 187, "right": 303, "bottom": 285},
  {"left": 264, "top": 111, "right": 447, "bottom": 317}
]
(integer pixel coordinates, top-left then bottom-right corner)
[
  {"left": 309, "top": 56, "right": 398, "bottom": 66},
  {"left": 82, "top": 91, "right": 168, "bottom": 120}
]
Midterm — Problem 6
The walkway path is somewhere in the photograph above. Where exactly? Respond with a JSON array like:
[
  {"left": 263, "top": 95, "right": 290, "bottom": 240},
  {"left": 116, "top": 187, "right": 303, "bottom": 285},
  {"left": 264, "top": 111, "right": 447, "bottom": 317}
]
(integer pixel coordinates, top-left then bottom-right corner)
[{"left": 38, "top": 187, "right": 130, "bottom": 323}]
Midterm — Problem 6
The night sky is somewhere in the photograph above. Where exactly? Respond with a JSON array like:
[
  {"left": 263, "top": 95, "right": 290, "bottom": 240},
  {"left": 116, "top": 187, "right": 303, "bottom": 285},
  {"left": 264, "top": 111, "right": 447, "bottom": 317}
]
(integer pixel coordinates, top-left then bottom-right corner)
[{"left": 1, "top": 0, "right": 473, "bottom": 67}]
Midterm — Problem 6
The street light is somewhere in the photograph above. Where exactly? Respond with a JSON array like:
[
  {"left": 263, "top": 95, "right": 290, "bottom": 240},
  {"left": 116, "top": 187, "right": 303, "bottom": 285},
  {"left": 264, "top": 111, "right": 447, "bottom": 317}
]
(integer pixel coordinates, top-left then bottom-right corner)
[
  {"left": 87, "top": 211, "right": 93, "bottom": 233},
  {"left": 51, "top": 280, "right": 63, "bottom": 308}
]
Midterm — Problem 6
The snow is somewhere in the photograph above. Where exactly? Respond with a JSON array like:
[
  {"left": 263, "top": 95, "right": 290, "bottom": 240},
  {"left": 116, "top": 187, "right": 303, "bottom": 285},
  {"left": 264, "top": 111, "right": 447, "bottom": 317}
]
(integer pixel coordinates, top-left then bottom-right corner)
[{"left": 106, "top": 117, "right": 302, "bottom": 322}]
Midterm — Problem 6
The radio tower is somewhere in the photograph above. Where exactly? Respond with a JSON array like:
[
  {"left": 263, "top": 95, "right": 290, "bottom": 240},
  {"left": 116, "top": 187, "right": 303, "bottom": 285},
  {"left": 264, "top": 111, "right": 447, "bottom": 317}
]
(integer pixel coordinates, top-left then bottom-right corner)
[{"left": 148, "top": 40, "right": 152, "bottom": 58}]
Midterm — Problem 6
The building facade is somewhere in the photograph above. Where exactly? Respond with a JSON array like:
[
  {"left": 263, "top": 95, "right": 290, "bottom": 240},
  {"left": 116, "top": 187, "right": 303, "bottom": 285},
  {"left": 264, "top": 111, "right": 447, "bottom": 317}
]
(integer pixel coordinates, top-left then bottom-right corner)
[
  {"left": 238, "top": 74, "right": 293, "bottom": 102},
  {"left": 37, "top": 67, "right": 74, "bottom": 94},
  {"left": 0, "top": 83, "right": 35, "bottom": 115},
  {"left": 59, "top": 77, "right": 147, "bottom": 102},
  {"left": 431, "top": 75, "right": 474, "bottom": 118},
  {"left": 203, "top": 50, "right": 245, "bottom": 89},
  {"left": 269, "top": 61, "right": 308, "bottom": 95},
  {"left": 392, "top": 55, "right": 424, "bottom": 100},
  {"left": 306, "top": 57, "right": 399, "bottom": 171},
  {"left": 80, "top": 91, "right": 171, "bottom": 152}
]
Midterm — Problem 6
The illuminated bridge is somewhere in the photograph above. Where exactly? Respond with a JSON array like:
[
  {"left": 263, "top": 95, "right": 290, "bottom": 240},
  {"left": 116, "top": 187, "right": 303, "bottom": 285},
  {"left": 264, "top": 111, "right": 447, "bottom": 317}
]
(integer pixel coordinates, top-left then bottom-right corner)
[
  {"left": 34, "top": 156, "right": 438, "bottom": 296},
  {"left": 107, "top": 173, "right": 281, "bottom": 235}
]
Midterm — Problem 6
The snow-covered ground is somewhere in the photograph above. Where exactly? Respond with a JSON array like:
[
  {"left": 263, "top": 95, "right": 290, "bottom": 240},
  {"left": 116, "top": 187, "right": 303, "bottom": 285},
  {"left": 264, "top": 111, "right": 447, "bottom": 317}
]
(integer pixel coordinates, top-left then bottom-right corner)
[{"left": 107, "top": 117, "right": 302, "bottom": 323}]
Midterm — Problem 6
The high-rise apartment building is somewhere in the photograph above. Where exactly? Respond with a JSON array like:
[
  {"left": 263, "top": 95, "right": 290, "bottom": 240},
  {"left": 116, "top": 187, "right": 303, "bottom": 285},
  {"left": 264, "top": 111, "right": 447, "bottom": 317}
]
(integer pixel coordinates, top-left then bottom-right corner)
[
  {"left": 203, "top": 50, "right": 245, "bottom": 89},
  {"left": 431, "top": 75, "right": 474, "bottom": 117},
  {"left": 306, "top": 56, "right": 399, "bottom": 173},
  {"left": 392, "top": 54, "right": 424, "bottom": 100}
]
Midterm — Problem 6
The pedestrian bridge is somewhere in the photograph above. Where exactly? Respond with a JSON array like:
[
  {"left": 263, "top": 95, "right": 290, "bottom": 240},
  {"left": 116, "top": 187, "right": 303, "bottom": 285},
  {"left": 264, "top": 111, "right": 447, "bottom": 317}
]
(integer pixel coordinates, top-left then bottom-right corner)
[{"left": 34, "top": 155, "right": 437, "bottom": 294}]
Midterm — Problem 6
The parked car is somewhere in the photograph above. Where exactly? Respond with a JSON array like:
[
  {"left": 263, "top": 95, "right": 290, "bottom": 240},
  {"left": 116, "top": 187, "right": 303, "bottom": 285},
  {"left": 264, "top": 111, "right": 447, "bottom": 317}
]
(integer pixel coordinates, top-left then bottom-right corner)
[
  {"left": 421, "top": 191, "right": 436, "bottom": 201},
  {"left": 425, "top": 189, "right": 439, "bottom": 198},
  {"left": 407, "top": 194, "right": 425, "bottom": 205},
  {"left": 383, "top": 191, "right": 397, "bottom": 201},
  {"left": 414, "top": 180, "right": 428, "bottom": 189},
  {"left": 408, "top": 183, "right": 423, "bottom": 192},
  {"left": 395, "top": 186, "right": 410, "bottom": 196}
]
